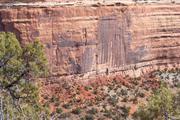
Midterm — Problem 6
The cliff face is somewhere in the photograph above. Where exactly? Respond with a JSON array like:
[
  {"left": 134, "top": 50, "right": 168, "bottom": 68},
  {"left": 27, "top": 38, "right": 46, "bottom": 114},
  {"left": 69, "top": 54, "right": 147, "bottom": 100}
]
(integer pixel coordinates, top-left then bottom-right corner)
[
  {"left": 1, "top": 0, "right": 179, "bottom": 4},
  {"left": 0, "top": 4, "right": 180, "bottom": 77}
]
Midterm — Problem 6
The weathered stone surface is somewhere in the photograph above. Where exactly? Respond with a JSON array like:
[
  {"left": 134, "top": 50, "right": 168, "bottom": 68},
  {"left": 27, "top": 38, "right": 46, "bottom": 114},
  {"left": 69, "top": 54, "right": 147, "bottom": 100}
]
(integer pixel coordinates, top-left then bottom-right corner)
[
  {"left": 0, "top": 4, "right": 180, "bottom": 78},
  {"left": 1, "top": 0, "right": 179, "bottom": 4}
]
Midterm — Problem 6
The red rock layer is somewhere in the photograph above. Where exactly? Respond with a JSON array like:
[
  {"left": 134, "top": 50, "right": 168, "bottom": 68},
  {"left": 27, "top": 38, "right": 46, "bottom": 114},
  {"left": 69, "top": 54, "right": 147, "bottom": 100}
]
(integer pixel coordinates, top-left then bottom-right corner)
[{"left": 0, "top": 5, "right": 179, "bottom": 77}]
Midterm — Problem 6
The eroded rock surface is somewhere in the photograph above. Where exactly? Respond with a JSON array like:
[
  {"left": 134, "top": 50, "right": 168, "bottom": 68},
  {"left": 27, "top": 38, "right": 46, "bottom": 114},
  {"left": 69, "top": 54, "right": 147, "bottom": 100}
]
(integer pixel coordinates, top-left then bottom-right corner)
[{"left": 0, "top": 4, "right": 180, "bottom": 78}]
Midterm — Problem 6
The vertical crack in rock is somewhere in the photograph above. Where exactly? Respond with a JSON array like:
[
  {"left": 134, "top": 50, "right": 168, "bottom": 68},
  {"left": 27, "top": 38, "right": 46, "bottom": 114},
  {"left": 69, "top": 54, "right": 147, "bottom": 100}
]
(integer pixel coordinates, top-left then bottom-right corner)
[{"left": 0, "top": 5, "right": 179, "bottom": 76}]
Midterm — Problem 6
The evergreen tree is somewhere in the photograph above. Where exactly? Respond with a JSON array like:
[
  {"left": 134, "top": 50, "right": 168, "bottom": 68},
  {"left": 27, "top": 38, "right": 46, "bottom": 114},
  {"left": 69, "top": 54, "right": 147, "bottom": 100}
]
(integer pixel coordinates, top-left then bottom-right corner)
[
  {"left": 133, "top": 83, "right": 180, "bottom": 120},
  {"left": 0, "top": 32, "right": 49, "bottom": 119}
]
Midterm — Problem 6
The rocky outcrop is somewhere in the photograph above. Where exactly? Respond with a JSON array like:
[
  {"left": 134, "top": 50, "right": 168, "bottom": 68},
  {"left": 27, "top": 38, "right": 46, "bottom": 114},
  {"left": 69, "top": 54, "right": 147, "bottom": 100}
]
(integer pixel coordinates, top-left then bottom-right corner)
[{"left": 0, "top": 4, "right": 180, "bottom": 78}]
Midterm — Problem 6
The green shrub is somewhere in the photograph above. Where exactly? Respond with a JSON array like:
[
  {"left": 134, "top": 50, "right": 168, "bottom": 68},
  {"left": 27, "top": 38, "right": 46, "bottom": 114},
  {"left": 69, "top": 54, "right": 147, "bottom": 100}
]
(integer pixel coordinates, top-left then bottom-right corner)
[
  {"left": 121, "top": 89, "right": 128, "bottom": 96},
  {"left": 62, "top": 103, "right": 71, "bottom": 109},
  {"left": 176, "top": 82, "right": 180, "bottom": 88},
  {"left": 72, "top": 107, "right": 82, "bottom": 115},
  {"left": 121, "top": 97, "right": 128, "bottom": 102},
  {"left": 133, "top": 84, "right": 176, "bottom": 120},
  {"left": 88, "top": 108, "right": 98, "bottom": 114},
  {"left": 120, "top": 106, "right": 130, "bottom": 118},
  {"left": 59, "top": 112, "right": 71, "bottom": 118},
  {"left": 138, "top": 92, "right": 145, "bottom": 98},
  {"left": 56, "top": 108, "right": 63, "bottom": 114},
  {"left": 84, "top": 86, "right": 92, "bottom": 91},
  {"left": 108, "top": 96, "right": 119, "bottom": 106},
  {"left": 84, "top": 114, "right": 94, "bottom": 120},
  {"left": 103, "top": 109, "right": 114, "bottom": 118},
  {"left": 50, "top": 96, "right": 55, "bottom": 103}
]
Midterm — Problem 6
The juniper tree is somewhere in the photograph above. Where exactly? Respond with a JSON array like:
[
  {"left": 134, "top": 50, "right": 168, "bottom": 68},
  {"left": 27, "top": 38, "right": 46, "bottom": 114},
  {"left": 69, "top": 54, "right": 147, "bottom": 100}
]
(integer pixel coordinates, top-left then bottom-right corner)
[
  {"left": 133, "top": 83, "right": 180, "bottom": 120},
  {"left": 0, "top": 32, "right": 49, "bottom": 119}
]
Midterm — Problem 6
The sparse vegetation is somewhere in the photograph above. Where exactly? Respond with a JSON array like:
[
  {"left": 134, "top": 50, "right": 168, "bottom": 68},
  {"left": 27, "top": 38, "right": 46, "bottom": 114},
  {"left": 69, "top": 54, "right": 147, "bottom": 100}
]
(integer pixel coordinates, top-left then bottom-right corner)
[
  {"left": 84, "top": 114, "right": 94, "bottom": 120},
  {"left": 88, "top": 108, "right": 98, "bottom": 115},
  {"left": 108, "top": 95, "right": 119, "bottom": 106},
  {"left": 56, "top": 108, "right": 63, "bottom": 114},
  {"left": 71, "top": 107, "right": 82, "bottom": 115},
  {"left": 62, "top": 103, "right": 71, "bottom": 109},
  {"left": 46, "top": 69, "right": 180, "bottom": 120}
]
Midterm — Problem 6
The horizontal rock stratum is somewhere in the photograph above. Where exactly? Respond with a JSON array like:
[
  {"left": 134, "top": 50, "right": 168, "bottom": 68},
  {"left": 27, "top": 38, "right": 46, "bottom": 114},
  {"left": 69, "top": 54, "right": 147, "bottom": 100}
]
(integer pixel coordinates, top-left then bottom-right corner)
[
  {"left": 0, "top": 0, "right": 180, "bottom": 5},
  {"left": 0, "top": 4, "right": 180, "bottom": 77}
]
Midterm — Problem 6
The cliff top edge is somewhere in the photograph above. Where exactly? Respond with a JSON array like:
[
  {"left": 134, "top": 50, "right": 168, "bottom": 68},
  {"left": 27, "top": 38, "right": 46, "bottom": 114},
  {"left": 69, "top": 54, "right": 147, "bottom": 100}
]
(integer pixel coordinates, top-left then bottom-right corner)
[{"left": 0, "top": 0, "right": 179, "bottom": 8}]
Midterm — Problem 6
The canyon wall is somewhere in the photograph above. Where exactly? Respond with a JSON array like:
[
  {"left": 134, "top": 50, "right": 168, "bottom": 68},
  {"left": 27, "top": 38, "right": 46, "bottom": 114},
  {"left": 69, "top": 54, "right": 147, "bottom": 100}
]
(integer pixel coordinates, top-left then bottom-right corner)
[
  {"left": 44, "top": 0, "right": 180, "bottom": 4},
  {"left": 0, "top": 4, "right": 180, "bottom": 77},
  {"left": 1, "top": 0, "right": 180, "bottom": 4}
]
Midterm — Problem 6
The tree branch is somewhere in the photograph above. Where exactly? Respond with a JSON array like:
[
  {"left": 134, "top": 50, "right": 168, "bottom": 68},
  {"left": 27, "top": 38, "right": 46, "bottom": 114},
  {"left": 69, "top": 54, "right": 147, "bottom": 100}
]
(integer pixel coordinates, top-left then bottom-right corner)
[
  {"left": 0, "top": 53, "right": 14, "bottom": 68},
  {"left": 5, "top": 69, "right": 28, "bottom": 89}
]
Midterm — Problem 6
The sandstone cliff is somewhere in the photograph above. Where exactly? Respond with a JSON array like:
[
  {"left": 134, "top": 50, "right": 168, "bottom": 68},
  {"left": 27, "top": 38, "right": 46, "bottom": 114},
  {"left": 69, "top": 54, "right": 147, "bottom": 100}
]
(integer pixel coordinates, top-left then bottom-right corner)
[
  {"left": 0, "top": 4, "right": 180, "bottom": 78},
  {"left": 0, "top": 0, "right": 180, "bottom": 4}
]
